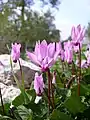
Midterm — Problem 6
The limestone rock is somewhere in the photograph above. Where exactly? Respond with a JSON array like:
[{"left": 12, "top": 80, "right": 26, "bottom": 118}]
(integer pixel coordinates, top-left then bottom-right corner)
[{"left": 0, "top": 54, "right": 40, "bottom": 103}]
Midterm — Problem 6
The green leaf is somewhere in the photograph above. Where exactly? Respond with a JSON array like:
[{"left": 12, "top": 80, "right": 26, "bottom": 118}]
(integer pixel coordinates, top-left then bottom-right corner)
[
  {"left": 50, "top": 109, "right": 73, "bottom": 120},
  {"left": 12, "top": 89, "right": 36, "bottom": 106},
  {"left": 80, "top": 83, "right": 90, "bottom": 96},
  {"left": 0, "top": 103, "right": 11, "bottom": 116},
  {"left": 25, "top": 89, "right": 36, "bottom": 102},
  {"left": 0, "top": 115, "right": 14, "bottom": 120},
  {"left": 12, "top": 92, "right": 25, "bottom": 106},
  {"left": 56, "top": 73, "right": 64, "bottom": 88},
  {"left": 64, "top": 93, "right": 86, "bottom": 114},
  {"left": 82, "top": 74, "right": 90, "bottom": 84},
  {"left": 25, "top": 102, "right": 41, "bottom": 114},
  {"left": 17, "top": 105, "right": 32, "bottom": 120},
  {"left": 71, "top": 83, "right": 90, "bottom": 96}
]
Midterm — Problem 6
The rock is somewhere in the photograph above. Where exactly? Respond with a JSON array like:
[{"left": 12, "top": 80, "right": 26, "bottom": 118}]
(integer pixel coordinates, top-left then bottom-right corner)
[
  {"left": 0, "top": 54, "right": 40, "bottom": 103},
  {"left": 0, "top": 54, "right": 41, "bottom": 87},
  {"left": 10, "top": 66, "right": 35, "bottom": 88},
  {"left": 0, "top": 83, "right": 20, "bottom": 103}
]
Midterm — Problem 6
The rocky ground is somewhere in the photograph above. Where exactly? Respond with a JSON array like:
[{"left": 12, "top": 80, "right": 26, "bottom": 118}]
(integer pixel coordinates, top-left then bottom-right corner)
[{"left": 0, "top": 54, "right": 39, "bottom": 104}]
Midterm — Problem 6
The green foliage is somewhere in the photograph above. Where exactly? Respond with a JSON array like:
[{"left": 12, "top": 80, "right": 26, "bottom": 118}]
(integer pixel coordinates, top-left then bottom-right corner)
[
  {"left": 64, "top": 90, "right": 86, "bottom": 115},
  {"left": 17, "top": 105, "right": 32, "bottom": 120},
  {"left": 0, "top": 69, "right": 90, "bottom": 119},
  {"left": 50, "top": 109, "right": 73, "bottom": 120},
  {"left": 0, "top": 2, "right": 90, "bottom": 118},
  {"left": 0, "top": 0, "right": 60, "bottom": 54},
  {"left": 0, "top": 115, "right": 15, "bottom": 120}
]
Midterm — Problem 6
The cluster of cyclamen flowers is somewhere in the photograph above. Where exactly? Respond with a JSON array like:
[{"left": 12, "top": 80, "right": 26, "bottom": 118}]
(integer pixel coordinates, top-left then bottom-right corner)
[{"left": 11, "top": 24, "right": 90, "bottom": 96}]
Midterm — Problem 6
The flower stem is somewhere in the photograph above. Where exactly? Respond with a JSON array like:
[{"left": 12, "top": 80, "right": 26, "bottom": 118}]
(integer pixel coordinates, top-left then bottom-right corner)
[
  {"left": 78, "top": 44, "right": 81, "bottom": 96},
  {"left": 0, "top": 88, "right": 4, "bottom": 115},
  {"left": 50, "top": 78, "right": 55, "bottom": 109},
  {"left": 47, "top": 69, "right": 51, "bottom": 113},
  {"left": 18, "top": 59, "right": 24, "bottom": 89},
  {"left": 68, "top": 61, "right": 75, "bottom": 88},
  {"left": 47, "top": 69, "right": 55, "bottom": 112},
  {"left": 72, "top": 61, "right": 75, "bottom": 75}
]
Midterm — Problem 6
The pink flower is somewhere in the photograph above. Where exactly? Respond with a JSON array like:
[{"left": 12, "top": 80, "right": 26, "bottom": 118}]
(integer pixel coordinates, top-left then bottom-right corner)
[
  {"left": 71, "top": 25, "right": 85, "bottom": 52},
  {"left": 56, "top": 42, "right": 64, "bottom": 61},
  {"left": 76, "top": 59, "right": 88, "bottom": 68},
  {"left": 71, "top": 25, "right": 85, "bottom": 45},
  {"left": 73, "top": 42, "right": 82, "bottom": 53},
  {"left": 64, "top": 41, "right": 73, "bottom": 63},
  {"left": 27, "top": 40, "right": 60, "bottom": 71},
  {"left": 84, "top": 46, "right": 90, "bottom": 65},
  {"left": 52, "top": 71, "right": 56, "bottom": 84},
  {"left": 34, "top": 72, "right": 45, "bottom": 96},
  {"left": 11, "top": 43, "right": 21, "bottom": 62},
  {"left": 81, "top": 60, "right": 88, "bottom": 68}
]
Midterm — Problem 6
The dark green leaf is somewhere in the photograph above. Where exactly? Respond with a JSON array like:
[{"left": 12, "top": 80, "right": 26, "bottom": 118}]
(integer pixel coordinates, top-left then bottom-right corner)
[
  {"left": 17, "top": 105, "right": 32, "bottom": 120},
  {"left": 0, "top": 115, "right": 15, "bottom": 120},
  {"left": 64, "top": 93, "right": 86, "bottom": 114},
  {"left": 50, "top": 109, "right": 73, "bottom": 120}
]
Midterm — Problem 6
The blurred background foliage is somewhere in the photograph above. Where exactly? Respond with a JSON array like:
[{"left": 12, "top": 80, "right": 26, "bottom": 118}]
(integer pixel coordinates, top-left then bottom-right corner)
[{"left": 0, "top": 0, "right": 61, "bottom": 54}]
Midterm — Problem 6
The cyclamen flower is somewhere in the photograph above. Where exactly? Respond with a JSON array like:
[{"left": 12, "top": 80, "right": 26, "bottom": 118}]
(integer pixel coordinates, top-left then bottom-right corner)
[
  {"left": 84, "top": 45, "right": 90, "bottom": 65},
  {"left": 27, "top": 40, "right": 60, "bottom": 72},
  {"left": 11, "top": 43, "right": 21, "bottom": 63},
  {"left": 52, "top": 71, "right": 56, "bottom": 84},
  {"left": 71, "top": 25, "right": 85, "bottom": 52},
  {"left": 34, "top": 72, "right": 45, "bottom": 96},
  {"left": 76, "top": 59, "right": 88, "bottom": 68},
  {"left": 56, "top": 42, "right": 64, "bottom": 61},
  {"left": 73, "top": 42, "right": 82, "bottom": 53},
  {"left": 64, "top": 41, "right": 73, "bottom": 63}
]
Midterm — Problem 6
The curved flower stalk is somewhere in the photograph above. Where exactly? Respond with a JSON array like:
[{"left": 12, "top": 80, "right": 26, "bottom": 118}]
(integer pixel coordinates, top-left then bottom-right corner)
[
  {"left": 34, "top": 72, "right": 45, "bottom": 96},
  {"left": 64, "top": 41, "right": 73, "bottom": 64},
  {"left": 71, "top": 24, "right": 85, "bottom": 52},
  {"left": 27, "top": 40, "right": 60, "bottom": 72}
]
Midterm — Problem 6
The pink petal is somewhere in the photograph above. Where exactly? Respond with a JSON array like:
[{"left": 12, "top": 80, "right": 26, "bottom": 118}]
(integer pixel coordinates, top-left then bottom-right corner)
[
  {"left": 48, "top": 43, "right": 55, "bottom": 58},
  {"left": 56, "top": 42, "right": 62, "bottom": 51},
  {"left": 34, "top": 41, "right": 40, "bottom": 56},
  {"left": 48, "top": 58, "right": 55, "bottom": 68},
  {"left": 27, "top": 51, "right": 40, "bottom": 65},
  {"left": 40, "top": 40, "right": 47, "bottom": 59},
  {"left": 71, "top": 26, "right": 76, "bottom": 40},
  {"left": 11, "top": 43, "right": 21, "bottom": 61},
  {"left": 42, "top": 57, "right": 48, "bottom": 65},
  {"left": 34, "top": 41, "right": 43, "bottom": 62},
  {"left": 77, "top": 24, "right": 81, "bottom": 32},
  {"left": 67, "top": 50, "right": 73, "bottom": 63},
  {"left": 34, "top": 73, "right": 44, "bottom": 95}
]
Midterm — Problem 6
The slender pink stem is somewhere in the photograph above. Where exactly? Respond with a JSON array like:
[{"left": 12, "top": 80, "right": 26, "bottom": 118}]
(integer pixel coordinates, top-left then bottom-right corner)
[
  {"left": 47, "top": 69, "right": 51, "bottom": 113},
  {"left": 47, "top": 69, "right": 55, "bottom": 111},
  {"left": 18, "top": 59, "right": 24, "bottom": 88},
  {"left": 78, "top": 43, "right": 81, "bottom": 96},
  {"left": 18, "top": 59, "right": 23, "bottom": 78},
  {"left": 50, "top": 78, "right": 55, "bottom": 109},
  {"left": 72, "top": 61, "right": 75, "bottom": 75}
]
